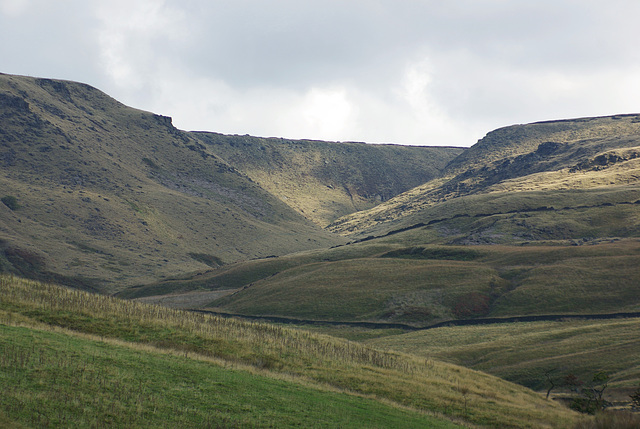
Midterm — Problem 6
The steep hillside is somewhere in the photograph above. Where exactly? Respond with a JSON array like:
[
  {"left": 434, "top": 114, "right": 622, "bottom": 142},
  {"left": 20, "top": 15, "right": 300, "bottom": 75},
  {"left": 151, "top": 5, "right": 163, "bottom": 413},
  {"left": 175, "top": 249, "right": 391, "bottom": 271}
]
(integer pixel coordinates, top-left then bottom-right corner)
[
  {"left": 0, "top": 74, "right": 343, "bottom": 292},
  {"left": 193, "top": 132, "right": 462, "bottom": 227},
  {"left": 0, "top": 73, "right": 464, "bottom": 291},
  {"left": 329, "top": 115, "right": 640, "bottom": 238}
]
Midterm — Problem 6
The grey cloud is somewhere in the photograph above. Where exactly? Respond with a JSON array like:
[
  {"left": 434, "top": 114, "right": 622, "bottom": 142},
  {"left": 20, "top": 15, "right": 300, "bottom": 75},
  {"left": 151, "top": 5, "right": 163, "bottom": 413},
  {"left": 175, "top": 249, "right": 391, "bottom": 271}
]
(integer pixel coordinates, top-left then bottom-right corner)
[
  {"left": 0, "top": 1, "right": 100, "bottom": 81},
  {"left": 2, "top": 1, "right": 640, "bottom": 146}
]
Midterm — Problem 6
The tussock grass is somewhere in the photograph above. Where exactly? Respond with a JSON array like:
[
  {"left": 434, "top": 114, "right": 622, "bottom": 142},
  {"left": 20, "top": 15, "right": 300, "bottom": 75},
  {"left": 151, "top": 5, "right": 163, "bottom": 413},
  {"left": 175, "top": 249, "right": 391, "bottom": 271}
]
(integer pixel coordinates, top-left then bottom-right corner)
[{"left": 0, "top": 275, "right": 579, "bottom": 428}]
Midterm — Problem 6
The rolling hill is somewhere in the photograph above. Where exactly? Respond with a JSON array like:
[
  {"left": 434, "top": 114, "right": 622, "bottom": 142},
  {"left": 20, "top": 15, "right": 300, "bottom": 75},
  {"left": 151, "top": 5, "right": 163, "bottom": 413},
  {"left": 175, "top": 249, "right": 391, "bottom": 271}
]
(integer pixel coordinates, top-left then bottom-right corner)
[
  {"left": 3, "top": 72, "right": 640, "bottom": 423},
  {"left": 0, "top": 275, "right": 581, "bottom": 428},
  {"left": 0, "top": 73, "right": 458, "bottom": 292},
  {"left": 328, "top": 114, "right": 640, "bottom": 238}
]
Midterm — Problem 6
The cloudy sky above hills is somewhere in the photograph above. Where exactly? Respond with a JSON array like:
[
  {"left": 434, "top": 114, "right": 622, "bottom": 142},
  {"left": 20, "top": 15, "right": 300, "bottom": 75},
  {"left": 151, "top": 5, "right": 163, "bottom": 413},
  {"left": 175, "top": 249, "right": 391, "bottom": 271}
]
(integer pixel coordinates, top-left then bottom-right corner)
[{"left": 2, "top": 0, "right": 640, "bottom": 146}]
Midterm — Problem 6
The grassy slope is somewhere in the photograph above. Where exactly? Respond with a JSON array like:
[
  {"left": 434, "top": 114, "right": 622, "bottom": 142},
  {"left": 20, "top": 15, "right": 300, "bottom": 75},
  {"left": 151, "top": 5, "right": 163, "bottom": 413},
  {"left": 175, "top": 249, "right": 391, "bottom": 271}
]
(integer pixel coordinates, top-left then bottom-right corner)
[
  {"left": 1, "top": 325, "right": 461, "bottom": 429},
  {"left": 367, "top": 318, "right": 640, "bottom": 402},
  {"left": 193, "top": 132, "right": 463, "bottom": 227},
  {"left": 209, "top": 257, "right": 501, "bottom": 322},
  {"left": 0, "top": 74, "right": 343, "bottom": 292},
  {"left": 327, "top": 185, "right": 640, "bottom": 242},
  {"left": 0, "top": 275, "right": 580, "bottom": 428},
  {"left": 328, "top": 115, "right": 640, "bottom": 237},
  {"left": 189, "top": 238, "right": 640, "bottom": 325}
]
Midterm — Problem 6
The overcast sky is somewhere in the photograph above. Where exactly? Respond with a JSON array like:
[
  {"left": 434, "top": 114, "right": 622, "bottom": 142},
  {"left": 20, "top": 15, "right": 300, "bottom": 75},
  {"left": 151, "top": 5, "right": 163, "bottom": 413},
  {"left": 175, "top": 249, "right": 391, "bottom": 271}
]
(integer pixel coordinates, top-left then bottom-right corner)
[{"left": 2, "top": 1, "right": 640, "bottom": 147}]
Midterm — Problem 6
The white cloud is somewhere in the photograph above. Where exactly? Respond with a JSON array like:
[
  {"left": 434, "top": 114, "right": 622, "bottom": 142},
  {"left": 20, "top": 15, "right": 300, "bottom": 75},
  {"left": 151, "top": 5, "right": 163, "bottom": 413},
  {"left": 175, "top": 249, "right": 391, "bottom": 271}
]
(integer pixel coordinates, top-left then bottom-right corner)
[
  {"left": 148, "top": 75, "right": 355, "bottom": 142},
  {"left": 0, "top": 0, "right": 30, "bottom": 16},
  {"left": 95, "top": 0, "right": 188, "bottom": 91},
  {"left": 296, "top": 87, "right": 354, "bottom": 141}
]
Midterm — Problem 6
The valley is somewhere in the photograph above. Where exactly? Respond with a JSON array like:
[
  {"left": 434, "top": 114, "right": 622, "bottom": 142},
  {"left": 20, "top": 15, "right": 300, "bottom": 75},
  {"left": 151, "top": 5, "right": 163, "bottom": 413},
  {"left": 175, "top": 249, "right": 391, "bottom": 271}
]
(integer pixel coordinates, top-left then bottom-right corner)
[{"left": 2, "top": 73, "right": 640, "bottom": 427}]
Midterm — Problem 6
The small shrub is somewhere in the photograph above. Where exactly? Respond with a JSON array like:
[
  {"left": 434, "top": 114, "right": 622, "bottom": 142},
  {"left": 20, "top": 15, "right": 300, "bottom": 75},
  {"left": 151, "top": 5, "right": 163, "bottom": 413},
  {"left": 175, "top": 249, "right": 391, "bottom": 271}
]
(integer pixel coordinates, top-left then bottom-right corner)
[
  {"left": 568, "top": 372, "right": 609, "bottom": 414},
  {"left": 141, "top": 157, "right": 159, "bottom": 169},
  {"left": 570, "top": 397, "right": 601, "bottom": 415},
  {"left": 630, "top": 386, "right": 640, "bottom": 408},
  {"left": 1, "top": 195, "right": 19, "bottom": 210}
]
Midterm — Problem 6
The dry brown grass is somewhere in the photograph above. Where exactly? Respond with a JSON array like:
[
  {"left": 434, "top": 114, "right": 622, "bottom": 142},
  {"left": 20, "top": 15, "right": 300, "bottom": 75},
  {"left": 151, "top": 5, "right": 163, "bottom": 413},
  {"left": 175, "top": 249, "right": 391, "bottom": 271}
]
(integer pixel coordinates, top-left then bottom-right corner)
[{"left": 573, "top": 411, "right": 640, "bottom": 429}]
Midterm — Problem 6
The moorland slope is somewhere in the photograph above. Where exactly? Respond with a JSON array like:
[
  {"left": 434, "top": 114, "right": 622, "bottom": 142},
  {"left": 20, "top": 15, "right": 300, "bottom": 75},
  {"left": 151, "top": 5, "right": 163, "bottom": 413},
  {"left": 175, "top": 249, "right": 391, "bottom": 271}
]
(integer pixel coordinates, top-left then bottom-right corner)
[
  {"left": 0, "top": 73, "right": 458, "bottom": 292},
  {"left": 329, "top": 114, "right": 640, "bottom": 238},
  {"left": 193, "top": 132, "right": 462, "bottom": 226},
  {"left": 190, "top": 115, "right": 640, "bottom": 336}
]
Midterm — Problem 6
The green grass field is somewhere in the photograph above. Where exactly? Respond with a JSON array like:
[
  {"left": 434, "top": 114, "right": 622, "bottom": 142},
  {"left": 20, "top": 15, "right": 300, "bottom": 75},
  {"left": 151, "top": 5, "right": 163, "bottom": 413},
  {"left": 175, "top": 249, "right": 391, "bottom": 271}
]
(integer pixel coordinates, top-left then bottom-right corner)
[
  {"left": 0, "top": 275, "right": 580, "bottom": 428},
  {"left": 1, "top": 324, "right": 461, "bottom": 429}
]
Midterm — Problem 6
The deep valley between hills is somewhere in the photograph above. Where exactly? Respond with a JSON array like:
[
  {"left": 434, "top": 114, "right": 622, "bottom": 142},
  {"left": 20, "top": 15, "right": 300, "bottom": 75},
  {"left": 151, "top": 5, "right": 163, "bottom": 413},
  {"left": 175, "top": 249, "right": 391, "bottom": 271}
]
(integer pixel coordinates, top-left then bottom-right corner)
[{"left": 1, "top": 73, "right": 640, "bottom": 428}]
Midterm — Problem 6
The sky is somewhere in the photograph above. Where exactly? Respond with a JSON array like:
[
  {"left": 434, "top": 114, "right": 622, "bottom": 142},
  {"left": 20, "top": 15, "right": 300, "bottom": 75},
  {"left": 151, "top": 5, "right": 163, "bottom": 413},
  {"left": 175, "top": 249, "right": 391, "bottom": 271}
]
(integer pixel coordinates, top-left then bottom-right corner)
[{"left": 2, "top": 1, "right": 640, "bottom": 147}]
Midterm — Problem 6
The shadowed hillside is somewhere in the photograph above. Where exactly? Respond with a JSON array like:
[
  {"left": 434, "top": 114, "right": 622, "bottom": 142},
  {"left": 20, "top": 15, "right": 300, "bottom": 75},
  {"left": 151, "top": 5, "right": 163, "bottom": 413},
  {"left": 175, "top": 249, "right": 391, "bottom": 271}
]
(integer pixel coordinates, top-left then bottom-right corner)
[{"left": 0, "top": 73, "right": 465, "bottom": 292}]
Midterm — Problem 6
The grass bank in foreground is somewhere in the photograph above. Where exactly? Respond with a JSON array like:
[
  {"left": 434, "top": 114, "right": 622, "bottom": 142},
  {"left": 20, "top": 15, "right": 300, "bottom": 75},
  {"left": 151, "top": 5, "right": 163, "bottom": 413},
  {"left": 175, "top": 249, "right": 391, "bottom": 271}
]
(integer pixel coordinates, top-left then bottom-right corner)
[
  {"left": 0, "top": 275, "right": 579, "bottom": 428},
  {"left": 0, "top": 324, "right": 458, "bottom": 428}
]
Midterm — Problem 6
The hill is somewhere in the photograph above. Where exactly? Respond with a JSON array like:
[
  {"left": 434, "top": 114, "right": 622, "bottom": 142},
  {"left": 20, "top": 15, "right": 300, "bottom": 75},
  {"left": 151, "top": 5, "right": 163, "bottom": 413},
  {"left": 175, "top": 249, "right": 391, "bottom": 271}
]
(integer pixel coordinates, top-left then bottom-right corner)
[
  {"left": 0, "top": 275, "right": 581, "bottom": 428},
  {"left": 3, "top": 73, "right": 640, "bottom": 425},
  {"left": 0, "top": 73, "right": 457, "bottom": 292},
  {"left": 155, "top": 238, "right": 640, "bottom": 325},
  {"left": 114, "top": 112, "right": 640, "bottom": 328},
  {"left": 0, "top": 74, "right": 347, "bottom": 292},
  {"left": 192, "top": 132, "right": 462, "bottom": 227},
  {"left": 328, "top": 114, "right": 640, "bottom": 238}
]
